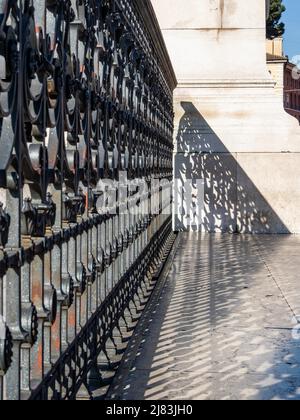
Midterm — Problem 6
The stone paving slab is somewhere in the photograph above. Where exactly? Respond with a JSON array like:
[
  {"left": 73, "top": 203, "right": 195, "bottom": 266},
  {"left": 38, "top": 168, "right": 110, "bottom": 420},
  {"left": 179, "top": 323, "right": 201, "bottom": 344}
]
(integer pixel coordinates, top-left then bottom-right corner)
[{"left": 108, "top": 233, "right": 300, "bottom": 401}]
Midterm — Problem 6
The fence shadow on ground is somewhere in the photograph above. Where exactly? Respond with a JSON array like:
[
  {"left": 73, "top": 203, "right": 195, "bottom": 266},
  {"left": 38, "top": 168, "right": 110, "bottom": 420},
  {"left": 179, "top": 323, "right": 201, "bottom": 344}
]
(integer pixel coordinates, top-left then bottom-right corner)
[{"left": 108, "top": 233, "right": 300, "bottom": 401}]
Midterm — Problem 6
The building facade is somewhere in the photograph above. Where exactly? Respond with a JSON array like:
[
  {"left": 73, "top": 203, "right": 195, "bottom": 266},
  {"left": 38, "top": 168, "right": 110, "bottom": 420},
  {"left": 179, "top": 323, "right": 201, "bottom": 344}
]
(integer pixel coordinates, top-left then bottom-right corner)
[
  {"left": 284, "top": 62, "right": 300, "bottom": 124},
  {"left": 266, "top": 38, "right": 287, "bottom": 97},
  {"left": 266, "top": 38, "right": 300, "bottom": 125}
]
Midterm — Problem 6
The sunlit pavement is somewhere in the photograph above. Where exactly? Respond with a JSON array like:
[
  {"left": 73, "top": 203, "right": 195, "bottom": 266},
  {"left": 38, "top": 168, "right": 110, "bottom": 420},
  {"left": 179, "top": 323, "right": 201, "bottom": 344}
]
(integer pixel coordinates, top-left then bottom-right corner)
[{"left": 108, "top": 233, "right": 300, "bottom": 401}]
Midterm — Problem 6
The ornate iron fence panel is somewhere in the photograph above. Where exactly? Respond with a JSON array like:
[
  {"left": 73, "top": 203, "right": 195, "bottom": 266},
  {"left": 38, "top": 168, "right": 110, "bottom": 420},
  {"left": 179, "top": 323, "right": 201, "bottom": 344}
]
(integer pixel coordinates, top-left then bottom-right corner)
[{"left": 0, "top": 0, "right": 176, "bottom": 400}]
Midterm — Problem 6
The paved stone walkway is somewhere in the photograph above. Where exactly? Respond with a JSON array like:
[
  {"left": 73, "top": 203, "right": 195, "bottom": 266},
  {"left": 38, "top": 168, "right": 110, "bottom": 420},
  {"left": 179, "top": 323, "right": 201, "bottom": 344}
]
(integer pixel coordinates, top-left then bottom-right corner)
[{"left": 108, "top": 233, "right": 300, "bottom": 400}]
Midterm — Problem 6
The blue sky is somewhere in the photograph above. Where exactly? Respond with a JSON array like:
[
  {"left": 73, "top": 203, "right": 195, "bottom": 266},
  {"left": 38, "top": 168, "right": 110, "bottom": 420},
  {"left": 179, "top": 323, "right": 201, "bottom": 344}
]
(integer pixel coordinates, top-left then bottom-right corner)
[{"left": 283, "top": 0, "right": 300, "bottom": 59}]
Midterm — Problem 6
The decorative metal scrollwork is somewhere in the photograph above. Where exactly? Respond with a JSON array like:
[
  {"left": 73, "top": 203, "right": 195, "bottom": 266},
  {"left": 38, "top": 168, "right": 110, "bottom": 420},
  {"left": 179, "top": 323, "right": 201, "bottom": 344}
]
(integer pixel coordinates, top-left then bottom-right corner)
[{"left": 0, "top": 0, "right": 176, "bottom": 400}]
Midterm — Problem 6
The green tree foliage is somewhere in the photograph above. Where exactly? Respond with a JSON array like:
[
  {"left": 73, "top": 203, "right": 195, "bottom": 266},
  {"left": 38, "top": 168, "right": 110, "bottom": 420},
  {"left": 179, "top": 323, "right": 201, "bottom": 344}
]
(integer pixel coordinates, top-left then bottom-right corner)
[{"left": 266, "top": 0, "right": 286, "bottom": 39}]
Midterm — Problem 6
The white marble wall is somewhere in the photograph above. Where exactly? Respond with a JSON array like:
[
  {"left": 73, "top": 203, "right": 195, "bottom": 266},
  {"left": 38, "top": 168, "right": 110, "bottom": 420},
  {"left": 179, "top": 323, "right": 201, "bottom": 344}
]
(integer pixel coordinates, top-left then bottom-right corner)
[{"left": 152, "top": 0, "right": 300, "bottom": 233}]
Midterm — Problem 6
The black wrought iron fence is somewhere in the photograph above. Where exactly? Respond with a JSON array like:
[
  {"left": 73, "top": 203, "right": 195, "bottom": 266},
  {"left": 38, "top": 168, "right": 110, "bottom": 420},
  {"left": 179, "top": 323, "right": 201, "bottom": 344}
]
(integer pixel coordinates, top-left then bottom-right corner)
[{"left": 0, "top": 0, "right": 176, "bottom": 400}]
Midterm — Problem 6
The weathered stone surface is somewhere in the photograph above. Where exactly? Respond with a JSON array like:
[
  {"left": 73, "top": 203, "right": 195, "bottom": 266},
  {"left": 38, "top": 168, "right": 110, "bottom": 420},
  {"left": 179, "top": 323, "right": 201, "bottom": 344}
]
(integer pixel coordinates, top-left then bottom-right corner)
[
  {"left": 173, "top": 151, "right": 300, "bottom": 233},
  {"left": 151, "top": 0, "right": 269, "bottom": 82},
  {"left": 237, "top": 154, "right": 300, "bottom": 234},
  {"left": 152, "top": 0, "right": 266, "bottom": 30}
]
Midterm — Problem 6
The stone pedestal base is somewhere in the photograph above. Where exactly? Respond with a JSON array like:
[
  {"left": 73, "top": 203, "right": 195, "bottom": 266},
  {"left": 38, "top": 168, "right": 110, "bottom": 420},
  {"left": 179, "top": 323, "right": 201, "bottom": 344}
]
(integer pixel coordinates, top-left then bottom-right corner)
[
  {"left": 151, "top": 0, "right": 300, "bottom": 233},
  {"left": 173, "top": 84, "right": 300, "bottom": 233}
]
